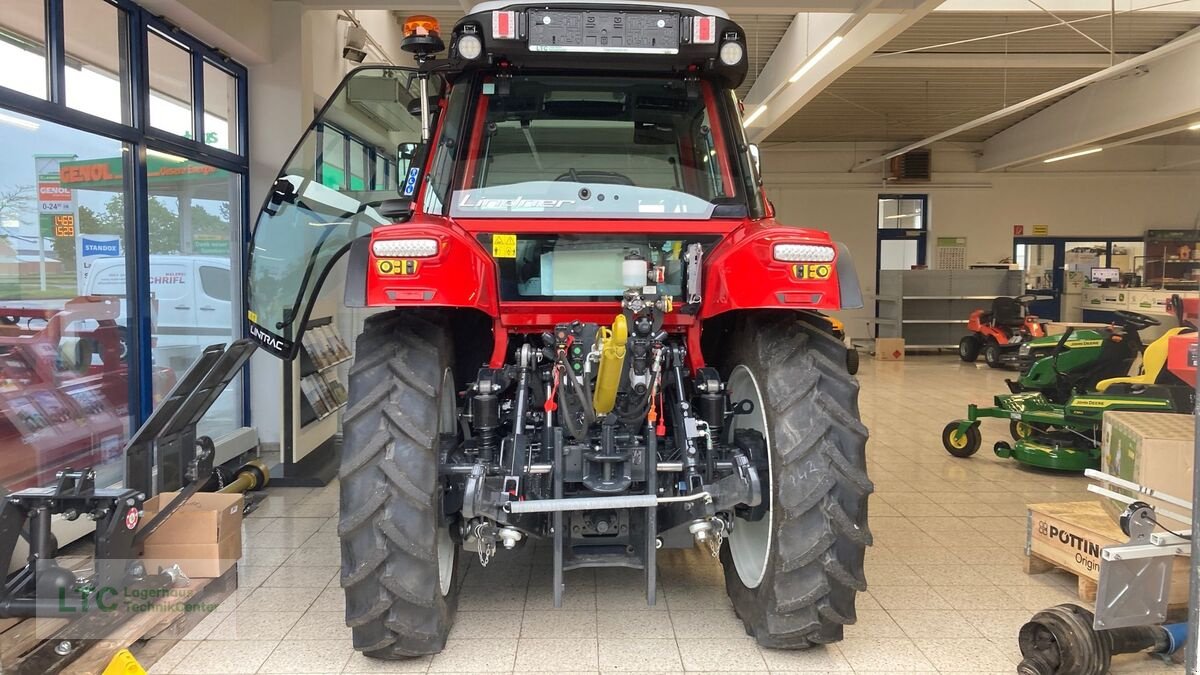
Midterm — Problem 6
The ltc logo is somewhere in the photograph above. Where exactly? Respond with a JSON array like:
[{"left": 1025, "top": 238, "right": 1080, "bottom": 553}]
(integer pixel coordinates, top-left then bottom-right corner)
[{"left": 1037, "top": 520, "right": 1049, "bottom": 536}]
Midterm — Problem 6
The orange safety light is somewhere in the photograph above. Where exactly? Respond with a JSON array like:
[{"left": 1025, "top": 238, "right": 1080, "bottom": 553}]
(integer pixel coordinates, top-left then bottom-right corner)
[{"left": 403, "top": 15, "right": 441, "bottom": 37}]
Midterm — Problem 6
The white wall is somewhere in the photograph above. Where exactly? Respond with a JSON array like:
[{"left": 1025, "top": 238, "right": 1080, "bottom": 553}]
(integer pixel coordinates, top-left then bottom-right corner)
[
  {"left": 762, "top": 144, "right": 1200, "bottom": 339},
  {"left": 308, "top": 10, "right": 407, "bottom": 106}
]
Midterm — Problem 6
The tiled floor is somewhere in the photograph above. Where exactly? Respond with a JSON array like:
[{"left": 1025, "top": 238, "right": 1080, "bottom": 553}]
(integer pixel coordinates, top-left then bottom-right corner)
[{"left": 149, "top": 355, "right": 1184, "bottom": 674}]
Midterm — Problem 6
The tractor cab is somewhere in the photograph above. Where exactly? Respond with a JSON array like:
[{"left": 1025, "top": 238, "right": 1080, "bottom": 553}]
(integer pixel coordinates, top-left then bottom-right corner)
[{"left": 244, "top": 2, "right": 856, "bottom": 358}]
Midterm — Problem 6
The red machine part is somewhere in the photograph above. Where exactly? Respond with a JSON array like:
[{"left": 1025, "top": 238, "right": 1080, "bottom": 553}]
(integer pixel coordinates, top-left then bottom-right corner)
[
  {"left": 1167, "top": 331, "right": 1197, "bottom": 386},
  {"left": 0, "top": 297, "right": 174, "bottom": 490}
]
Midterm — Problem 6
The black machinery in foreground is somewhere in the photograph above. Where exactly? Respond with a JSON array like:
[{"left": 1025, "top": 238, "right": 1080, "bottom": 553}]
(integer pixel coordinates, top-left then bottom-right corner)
[{"left": 0, "top": 340, "right": 256, "bottom": 672}]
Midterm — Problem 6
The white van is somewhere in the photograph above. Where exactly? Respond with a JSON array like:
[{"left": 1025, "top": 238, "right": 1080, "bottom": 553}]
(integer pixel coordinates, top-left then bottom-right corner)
[
  {"left": 83, "top": 255, "right": 238, "bottom": 434},
  {"left": 84, "top": 255, "right": 232, "bottom": 329},
  {"left": 83, "top": 255, "right": 234, "bottom": 365}
]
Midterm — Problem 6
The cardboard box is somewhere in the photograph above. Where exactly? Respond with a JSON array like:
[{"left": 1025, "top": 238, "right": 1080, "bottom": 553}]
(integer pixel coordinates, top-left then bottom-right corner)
[
  {"left": 1027, "top": 501, "right": 1189, "bottom": 606},
  {"left": 140, "top": 492, "right": 243, "bottom": 578},
  {"left": 874, "top": 337, "right": 905, "bottom": 361},
  {"left": 1101, "top": 411, "right": 1194, "bottom": 519}
]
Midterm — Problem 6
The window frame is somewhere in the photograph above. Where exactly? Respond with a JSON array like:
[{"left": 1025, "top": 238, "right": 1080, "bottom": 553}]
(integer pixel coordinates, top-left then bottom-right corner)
[{"left": 0, "top": 0, "right": 250, "bottom": 432}]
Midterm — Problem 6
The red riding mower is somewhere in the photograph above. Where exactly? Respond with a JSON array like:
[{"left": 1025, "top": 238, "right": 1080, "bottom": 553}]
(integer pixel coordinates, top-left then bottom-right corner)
[{"left": 959, "top": 294, "right": 1047, "bottom": 368}]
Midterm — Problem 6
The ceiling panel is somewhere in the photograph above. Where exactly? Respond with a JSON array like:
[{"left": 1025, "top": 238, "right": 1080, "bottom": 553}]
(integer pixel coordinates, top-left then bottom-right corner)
[
  {"left": 731, "top": 14, "right": 794, "bottom": 97},
  {"left": 766, "top": 10, "right": 1200, "bottom": 144},
  {"left": 879, "top": 11, "right": 1200, "bottom": 54},
  {"left": 769, "top": 67, "right": 1092, "bottom": 143}
]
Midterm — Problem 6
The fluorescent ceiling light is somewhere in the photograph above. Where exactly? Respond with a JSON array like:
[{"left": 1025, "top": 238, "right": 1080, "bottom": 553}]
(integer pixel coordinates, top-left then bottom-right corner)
[
  {"left": 789, "top": 36, "right": 843, "bottom": 84},
  {"left": 1043, "top": 147, "right": 1103, "bottom": 163},
  {"left": 147, "top": 149, "right": 186, "bottom": 162},
  {"left": 1190, "top": 122, "right": 1200, "bottom": 131},
  {"left": 0, "top": 112, "right": 39, "bottom": 131},
  {"left": 884, "top": 213, "right": 919, "bottom": 219},
  {"left": 743, "top": 105, "right": 768, "bottom": 127}
]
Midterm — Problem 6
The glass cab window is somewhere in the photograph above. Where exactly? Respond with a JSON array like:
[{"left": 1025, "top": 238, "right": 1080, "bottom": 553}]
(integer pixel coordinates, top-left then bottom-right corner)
[
  {"left": 246, "top": 67, "right": 428, "bottom": 350},
  {"left": 450, "top": 76, "right": 744, "bottom": 220}
]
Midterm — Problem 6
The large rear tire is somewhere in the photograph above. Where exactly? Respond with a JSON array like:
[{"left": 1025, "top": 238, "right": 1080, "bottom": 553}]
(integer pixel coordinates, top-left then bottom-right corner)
[
  {"left": 718, "top": 313, "right": 872, "bottom": 649},
  {"left": 339, "top": 312, "right": 460, "bottom": 658}
]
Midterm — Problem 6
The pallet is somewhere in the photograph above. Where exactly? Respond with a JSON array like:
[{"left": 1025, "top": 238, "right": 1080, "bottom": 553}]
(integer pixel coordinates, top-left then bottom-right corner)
[
  {"left": 0, "top": 564, "right": 236, "bottom": 675},
  {"left": 1023, "top": 549, "right": 1103, "bottom": 603},
  {"left": 1025, "top": 501, "right": 1190, "bottom": 608}
]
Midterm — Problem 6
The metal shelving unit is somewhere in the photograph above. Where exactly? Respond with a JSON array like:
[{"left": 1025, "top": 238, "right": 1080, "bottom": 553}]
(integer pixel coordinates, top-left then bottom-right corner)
[{"left": 874, "top": 269, "right": 1023, "bottom": 351}]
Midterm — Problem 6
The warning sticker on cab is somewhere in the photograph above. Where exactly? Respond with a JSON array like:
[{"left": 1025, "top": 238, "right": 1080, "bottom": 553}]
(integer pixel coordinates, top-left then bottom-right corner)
[
  {"left": 793, "top": 263, "right": 832, "bottom": 280},
  {"left": 492, "top": 234, "right": 517, "bottom": 258},
  {"left": 377, "top": 259, "right": 419, "bottom": 275}
]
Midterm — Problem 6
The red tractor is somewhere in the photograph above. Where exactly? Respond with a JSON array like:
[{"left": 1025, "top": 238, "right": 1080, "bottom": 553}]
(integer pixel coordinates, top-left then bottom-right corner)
[
  {"left": 246, "top": 3, "right": 870, "bottom": 659},
  {"left": 959, "top": 294, "right": 1047, "bottom": 368}
]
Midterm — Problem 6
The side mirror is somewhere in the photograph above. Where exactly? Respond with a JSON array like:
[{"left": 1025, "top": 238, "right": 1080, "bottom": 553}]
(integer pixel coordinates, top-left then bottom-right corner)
[
  {"left": 397, "top": 142, "right": 419, "bottom": 176},
  {"left": 379, "top": 198, "right": 414, "bottom": 223}
]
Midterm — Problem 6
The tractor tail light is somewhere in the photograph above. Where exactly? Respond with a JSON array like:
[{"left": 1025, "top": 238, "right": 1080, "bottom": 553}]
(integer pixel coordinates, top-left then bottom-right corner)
[
  {"left": 492, "top": 11, "right": 517, "bottom": 39},
  {"left": 773, "top": 243, "right": 835, "bottom": 262},
  {"left": 372, "top": 238, "right": 439, "bottom": 258},
  {"left": 693, "top": 16, "right": 716, "bottom": 44}
]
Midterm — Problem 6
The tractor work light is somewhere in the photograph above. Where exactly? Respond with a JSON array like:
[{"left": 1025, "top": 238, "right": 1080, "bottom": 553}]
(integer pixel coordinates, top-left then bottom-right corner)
[
  {"left": 719, "top": 40, "right": 744, "bottom": 66},
  {"left": 458, "top": 33, "right": 483, "bottom": 59},
  {"left": 773, "top": 243, "right": 835, "bottom": 263},
  {"left": 372, "top": 238, "right": 439, "bottom": 258}
]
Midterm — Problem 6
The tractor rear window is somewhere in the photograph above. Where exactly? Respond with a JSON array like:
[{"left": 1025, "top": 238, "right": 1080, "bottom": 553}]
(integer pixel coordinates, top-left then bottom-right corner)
[
  {"left": 478, "top": 233, "right": 716, "bottom": 301},
  {"left": 451, "top": 76, "right": 745, "bottom": 220}
]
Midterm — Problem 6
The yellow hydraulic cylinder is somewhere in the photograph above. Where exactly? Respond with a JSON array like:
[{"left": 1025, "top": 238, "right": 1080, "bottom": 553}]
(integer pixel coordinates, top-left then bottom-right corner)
[{"left": 592, "top": 314, "right": 627, "bottom": 415}]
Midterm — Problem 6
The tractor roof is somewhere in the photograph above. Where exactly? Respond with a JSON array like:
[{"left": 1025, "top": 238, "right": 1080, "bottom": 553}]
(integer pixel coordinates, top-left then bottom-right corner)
[{"left": 466, "top": 0, "right": 731, "bottom": 20}]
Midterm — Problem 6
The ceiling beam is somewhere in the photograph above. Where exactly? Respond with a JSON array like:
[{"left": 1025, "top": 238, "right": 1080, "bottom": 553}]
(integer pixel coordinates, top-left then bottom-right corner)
[
  {"left": 852, "top": 26, "right": 1200, "bottom": 171},
  {"left": 936, "top": 0, "right": 1200, "bottom": 10},
  {"left": 861, "top": 52, "right": 1114, "bottom": 68},
  {"left": 288, "top": 0, "right": 929, "bottom": 11},
  {"left": 978, "top": 34, "right": 1200, "bottom": 170},
  {"left": 743, "top": 0, "right": 944, "bottom": 143}
]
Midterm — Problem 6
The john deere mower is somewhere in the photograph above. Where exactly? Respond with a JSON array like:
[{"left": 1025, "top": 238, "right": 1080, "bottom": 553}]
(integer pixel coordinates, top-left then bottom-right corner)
[
  {"left": 941, "top": 310, "right": 1195, "bottom": 472},
  {"left": 1002, "top": 310, "right": 1162, "bottom": 404}
]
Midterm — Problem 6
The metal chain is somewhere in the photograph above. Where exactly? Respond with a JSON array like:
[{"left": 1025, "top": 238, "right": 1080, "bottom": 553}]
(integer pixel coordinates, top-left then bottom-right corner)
[
  {"left": 707, "top": 519, "right": 727, "bottom": 558},
  {"left": 474, "top": 521, "right": 495, "bottom": 567}
]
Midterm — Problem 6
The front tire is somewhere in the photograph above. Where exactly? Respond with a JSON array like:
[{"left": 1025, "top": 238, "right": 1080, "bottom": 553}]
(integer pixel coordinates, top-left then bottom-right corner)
[
  {"left": 845, "top": 348, "right": 860, "bottom": 375},
  {"left": 718, "top": 313, "right": 872, "bottom": 649},
  {"left": 959, "top": 336, "right": 981, "bottom": 362},
  {"left": 339, "top": 312, "right": 460, "bottom": 658},
  {"left": 942, "top": 422, "right": 982, "bottom": 458},
  {"left": 984, "top": 342, "right": 1004, "bottom": 369}
]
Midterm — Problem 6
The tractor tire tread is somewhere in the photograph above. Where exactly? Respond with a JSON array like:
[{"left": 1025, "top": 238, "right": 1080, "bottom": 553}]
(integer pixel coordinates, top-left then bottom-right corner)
[
  {"left": 339, "top": 311, "right": 458, "bottom": 658},
  {"left": 719, "top": 312, "right": 872, "bottom": 650}
]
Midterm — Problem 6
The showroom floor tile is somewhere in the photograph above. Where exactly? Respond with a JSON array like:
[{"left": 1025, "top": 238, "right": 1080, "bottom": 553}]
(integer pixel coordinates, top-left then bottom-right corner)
[{"left": 150, "top": 355, "right": 1182, "bottom": 674}]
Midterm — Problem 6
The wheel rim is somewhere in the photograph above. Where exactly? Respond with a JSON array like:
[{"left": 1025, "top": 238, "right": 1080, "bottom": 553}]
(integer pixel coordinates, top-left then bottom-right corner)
[
  {"left": 436, "top": 368, "right": 456, "bottom": 597},
  {"left": 727, "top": 365, "right": 772, "bottom": 590},
  {"left": 1015, "top": 422, "right": 1031, "bottom": 439},
  {"left": 947, "top": 429, "right": 969, "bottom": 449}
]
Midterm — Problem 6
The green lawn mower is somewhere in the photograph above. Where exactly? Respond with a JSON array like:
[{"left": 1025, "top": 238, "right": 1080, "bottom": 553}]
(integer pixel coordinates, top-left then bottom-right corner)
[
  {"left": 1002, "top": 312, "right": 1158, "bottom": 404},
  {"left": 942, "top": 310, "right": 1195, "bottom": 472}
]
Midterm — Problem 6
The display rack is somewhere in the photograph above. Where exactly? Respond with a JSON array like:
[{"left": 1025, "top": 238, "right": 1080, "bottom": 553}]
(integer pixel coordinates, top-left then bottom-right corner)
[
  {"left": 272, "top": 316, "right": 350, "bottom": 486},
  {"left": 874, "top": 269, "right": 1023, "bottom": 350},
  {"left": 1143, "top": 229, "right": 1200, "bottom": 290}
]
